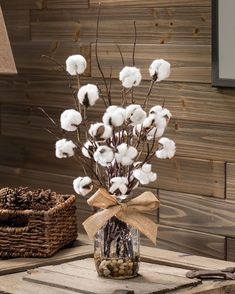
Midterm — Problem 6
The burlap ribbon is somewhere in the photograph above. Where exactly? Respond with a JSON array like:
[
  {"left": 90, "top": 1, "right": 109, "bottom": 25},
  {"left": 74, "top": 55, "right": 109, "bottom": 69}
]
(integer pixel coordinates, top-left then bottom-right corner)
[{"left": 82, "top": 188, "right": 160, "bottom": 244}]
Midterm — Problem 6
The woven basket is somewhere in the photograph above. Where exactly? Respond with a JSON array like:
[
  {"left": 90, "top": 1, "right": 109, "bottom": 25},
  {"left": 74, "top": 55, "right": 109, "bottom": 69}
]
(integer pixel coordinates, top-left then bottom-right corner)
[{"left": 0, "top": 194, "right": 78, "bottom": 258}]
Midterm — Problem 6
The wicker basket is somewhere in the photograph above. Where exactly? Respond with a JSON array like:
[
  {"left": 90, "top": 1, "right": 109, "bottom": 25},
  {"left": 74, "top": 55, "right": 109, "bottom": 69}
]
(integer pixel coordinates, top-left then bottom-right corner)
[{"left": 0, "top": 194, "right": 78, "bottom": 258}]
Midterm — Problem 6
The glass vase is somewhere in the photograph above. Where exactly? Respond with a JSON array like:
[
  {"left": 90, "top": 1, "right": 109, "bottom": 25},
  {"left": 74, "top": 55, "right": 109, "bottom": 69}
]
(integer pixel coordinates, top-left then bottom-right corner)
[{"left": 94, "top": 216, "right": 140, "bottom": 279}]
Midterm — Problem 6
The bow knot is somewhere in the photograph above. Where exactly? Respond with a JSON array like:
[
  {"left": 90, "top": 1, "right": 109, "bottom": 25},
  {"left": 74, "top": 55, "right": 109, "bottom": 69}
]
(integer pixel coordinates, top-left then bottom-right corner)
[{"left": 83, "top": 188, "right": 160, "bottom": 244}]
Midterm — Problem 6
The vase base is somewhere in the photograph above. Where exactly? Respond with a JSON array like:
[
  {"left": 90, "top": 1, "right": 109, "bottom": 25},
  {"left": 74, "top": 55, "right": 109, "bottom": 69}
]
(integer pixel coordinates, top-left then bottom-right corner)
[{"left": 94, "top": 256, "right": 139, "bottom": 279}]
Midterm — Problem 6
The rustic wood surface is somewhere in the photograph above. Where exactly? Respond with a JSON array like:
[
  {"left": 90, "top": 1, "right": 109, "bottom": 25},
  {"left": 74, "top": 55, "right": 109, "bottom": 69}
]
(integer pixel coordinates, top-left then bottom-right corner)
[
  {"left": 1, "top": 244, "right": 235, "bottom": 294},
  {"left": 0, "top": 0, "right": 235, "bottom": 261}
]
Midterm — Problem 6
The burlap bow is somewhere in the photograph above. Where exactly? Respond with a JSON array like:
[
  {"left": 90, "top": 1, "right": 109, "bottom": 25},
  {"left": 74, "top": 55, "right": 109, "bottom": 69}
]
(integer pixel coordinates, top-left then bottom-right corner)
[{"left": 83, "top": 188, "right": 160, "bottom": 244}]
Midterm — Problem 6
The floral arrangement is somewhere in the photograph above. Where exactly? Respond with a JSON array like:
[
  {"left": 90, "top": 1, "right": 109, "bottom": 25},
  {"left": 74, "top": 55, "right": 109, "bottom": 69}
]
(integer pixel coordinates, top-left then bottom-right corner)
[
  {"left": 41, "top": 15, "right": 176, "bottom": 278},
  {"left": 55, "top": 56, "right": 175, "bottom": 200}
]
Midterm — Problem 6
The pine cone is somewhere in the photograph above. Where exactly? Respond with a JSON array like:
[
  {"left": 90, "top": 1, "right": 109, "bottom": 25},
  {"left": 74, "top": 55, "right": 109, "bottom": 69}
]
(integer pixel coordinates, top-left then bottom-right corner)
[
  {"left": 0, "top": 187, "right": 65, "bottom": 211},
  {"left": 30, "top": 189, "right": 64, "bottom": 211},
  {"left": 0, "top": 187, "right": 31, "bottom": 210}
]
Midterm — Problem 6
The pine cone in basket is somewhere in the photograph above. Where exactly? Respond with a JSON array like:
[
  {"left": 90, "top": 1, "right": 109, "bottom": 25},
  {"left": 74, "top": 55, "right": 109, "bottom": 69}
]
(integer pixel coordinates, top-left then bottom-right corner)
[
  {"left": 29, "top": 188, "right": 63, "bottom": 211},
  {"left": 0, "top": 187, "right": 65, "bottom": 211},
  {"left": 0, "top": 187, "right": 31, "bottom": 210}
]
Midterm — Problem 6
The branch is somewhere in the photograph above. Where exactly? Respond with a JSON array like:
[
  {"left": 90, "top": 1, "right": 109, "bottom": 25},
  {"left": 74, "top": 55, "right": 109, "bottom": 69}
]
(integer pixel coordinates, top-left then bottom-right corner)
[
  {"left": 132, "top": 21, "right": 137, "bottom": 66},
  {"left": 95, "top": 4, "right": 110, "bottom": 106},
  {"left": 116, "top": 43, "right": 125, "bottom": 67}
]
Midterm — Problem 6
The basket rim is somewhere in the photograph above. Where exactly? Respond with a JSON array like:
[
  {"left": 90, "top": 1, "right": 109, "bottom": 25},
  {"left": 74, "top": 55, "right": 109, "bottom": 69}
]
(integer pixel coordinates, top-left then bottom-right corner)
[{"left": 0, "top": 194, "right": 76, "bottom": 216}]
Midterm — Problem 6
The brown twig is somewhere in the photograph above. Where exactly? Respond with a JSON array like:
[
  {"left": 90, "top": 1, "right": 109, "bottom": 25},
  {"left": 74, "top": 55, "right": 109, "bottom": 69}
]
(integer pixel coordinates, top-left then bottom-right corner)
[
  {"left": 95, "top": 4, "right": 110, "bottom": 106},
  {"left": 132, "top": 21, "right": 137, "bottom": 66},
  {"left": 38, "top": 107, "right": 57, "bottom": 127},
  {"left": 116, "top": 43, "right": 125, "bottom": 67},
  {"left": 142, "top": 79, "right": 155, "bottom": 109}
]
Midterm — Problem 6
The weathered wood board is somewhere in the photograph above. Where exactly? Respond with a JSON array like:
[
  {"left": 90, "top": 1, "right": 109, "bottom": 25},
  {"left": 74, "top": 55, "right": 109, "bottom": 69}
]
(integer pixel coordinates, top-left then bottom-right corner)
[
  {"left": 89, "top": 0, "right": 211, "bottom": 8},
  {"left": 30, "top": 7, "right": 211, "bottom": 45},
  {"left": 226, "top": 163, "right": 235, "bottom": 200},
  {"left": 23, "top": 258, "right": 201, "bottom": 294},
  {"left": 91, "top": 43, "right": 211, "bottom": 83},
  {"left": 159, "top": 190, "right": 235, "bottom": 237},
  {"left": 156, "top": 225, "right": 225, "bottom": 260}
]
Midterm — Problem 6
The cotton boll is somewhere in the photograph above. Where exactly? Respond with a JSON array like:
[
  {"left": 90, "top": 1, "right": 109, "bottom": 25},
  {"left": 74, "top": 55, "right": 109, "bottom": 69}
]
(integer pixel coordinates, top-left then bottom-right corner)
[
  {"left": 143, "top": 116, "right": 155, "bottom": 129},
  {"left": 60, "top": 109, "right": 82, "bottom": 132},
  {"left": 115, "top": 143, "right": 138, "bottom": 166},
  {"left": 147, "top": 127, "right": 165, "bottom": 140},
  {"left": 103, "top": 106, "right": 126, "bottom": 127},
  {"left": 55, "top": 139, "right": 76, "bottom": 158},
  {"left": 109, "top": 177, "right": 128, "bottom": 195},
  {"left": 119, "top": 66, "right": 142, "bottom": 88},
  {"left": 77, "top": 84, "right": 99, "bottom": 107},
  {"left": 66, "top": 55, "right": 87, "bottom": 75},
  {"left": 89, "top": 123, "right": 112, "bottom": 141},
  {"left": 73, "top": 176, "right": 93, "bottom": 196},
  {"left": 94, "top": 146, "right": 114, "bottom": 167},
  {"left": 126, "top": 104, "right": 146, "bottom": 125},
  {"left": 149, "top": 59, "right": 171, "bottom": 82},
  {"left": 149, "top": 105, "right": 172, "bottom": 122},
  {"left": 82, "top": 140, "right": 98, "bottom": 158},
  {"left": 156, "top": 137, "right": 176, "bottom": 159},
  {"left": 133, "top": 163, "right": 157, "bottom": 185}
]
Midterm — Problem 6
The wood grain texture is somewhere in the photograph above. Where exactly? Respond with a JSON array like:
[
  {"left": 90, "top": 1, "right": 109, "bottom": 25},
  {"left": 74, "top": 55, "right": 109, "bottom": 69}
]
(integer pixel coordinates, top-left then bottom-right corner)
[
  {"left": 227, "top": 238, "right": 235, "bottom": 262},
  {"left": 226, "top": 163, "right": 235, "bottom": 200},
  {"left": 23, "top": 259, "right": 200, "bottom": 294},
  {"left": 89, "top": 0, "right": 211, "bottom": 8},
  {"left": 0, "top": 0, "right": 43, "bottom": 10},
  {"left": 167, "top": 119, "right": 235, "bottom": 161},
  {"left": 11, "top": 42, "right": 90, "bottom": 75},
  {"left": 159, "top": 190, "right": 235, "bottom": 238},
  {"left": 157, "top": 225, "right": 225, "bottom": 260},
  {"left": 30, "top": 7, "right": 211, "bottom": 44},
  {"left": 0, "top": 245, "right": 93, "bottom": 276},
  {"left": 91, "top": 43, "right": 211, "bottom": 83},
  {"left": 3, "top": 10, "right": 30, "bottom": 41}
]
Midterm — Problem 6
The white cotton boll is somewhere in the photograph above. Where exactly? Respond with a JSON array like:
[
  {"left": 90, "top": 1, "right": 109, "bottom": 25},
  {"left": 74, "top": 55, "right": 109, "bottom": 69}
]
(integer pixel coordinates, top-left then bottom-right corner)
[
  {"left": 149, "top": 105, "right": 172, "bottom": 121},
  {"left": 149, "top": 59, "right": 171, "bottom": 82},
  {"left": 66, "top": 55, "right": 87, "bottom": 76},
  {"left": 147, "top": 127, "right": 165, "bottom": 140},
  {"left": 60, "top": 109, "right": 82, "bottom": 132},
  {"left": 143, "top": 116, "right": 155, "bottom": 129},
  {"left": 94, "top": 146, "right": 114, "bottom": 167},
  {"left": 156, "top": 137, "right": 176, "bottom": 159},
  {"left": 73, "top": 176, "right": 93, "bottom": 196},
  {"left": 115, "top": 143, "right": 138, "bottom": 166},
  {"left": 119, "top": 66, "right": 142, "bottom": 88},
  {"left": 133, "top": 163, "right": 157, "bottom": 185},
  {"left": 89, "top": 123, "right": 112, "bottom": 141},
  {"left": 82, "top": 141, "right": 98, "bottom": 158},
  {"left": 55, "top": 139, "right": 76, "bottom": 158},
  {"left": 77, "top": 84, "right": 99, "bottom": 107},
  {"left": 109, "top": 177, "right": 128, "bottom": 195},
  {"left": 126, "top": 104, "right": 146, "bottom": 125},
  {"left": 103, "top": 106, "right": 126, "bottom": 127}
]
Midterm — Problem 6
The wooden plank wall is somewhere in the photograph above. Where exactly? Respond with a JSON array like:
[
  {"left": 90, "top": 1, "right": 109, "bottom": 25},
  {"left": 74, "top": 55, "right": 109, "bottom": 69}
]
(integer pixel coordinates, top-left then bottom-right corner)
[{"left": 0, "top": 0, "right": 235, "bottom": 261}]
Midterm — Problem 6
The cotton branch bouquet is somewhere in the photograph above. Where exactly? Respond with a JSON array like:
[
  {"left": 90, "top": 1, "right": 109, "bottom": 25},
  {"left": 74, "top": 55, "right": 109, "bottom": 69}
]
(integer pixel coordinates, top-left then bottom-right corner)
[{"left": 42, "top": 15, "right": 176, "bottom": 278}]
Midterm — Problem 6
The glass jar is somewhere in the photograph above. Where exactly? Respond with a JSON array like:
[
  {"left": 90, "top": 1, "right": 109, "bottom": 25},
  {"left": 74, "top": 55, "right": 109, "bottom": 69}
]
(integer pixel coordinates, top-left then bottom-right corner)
[{"left": 94, "top": 216, "right": 140, "bottom": 279}]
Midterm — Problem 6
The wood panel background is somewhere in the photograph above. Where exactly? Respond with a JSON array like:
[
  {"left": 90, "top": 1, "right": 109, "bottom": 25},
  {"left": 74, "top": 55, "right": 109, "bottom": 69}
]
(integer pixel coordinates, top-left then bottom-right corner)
[{"left": 0, "top": 0, "right": 235, "bottom": 261}]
